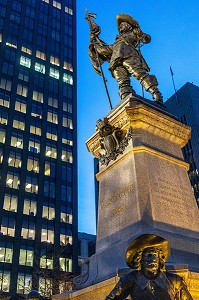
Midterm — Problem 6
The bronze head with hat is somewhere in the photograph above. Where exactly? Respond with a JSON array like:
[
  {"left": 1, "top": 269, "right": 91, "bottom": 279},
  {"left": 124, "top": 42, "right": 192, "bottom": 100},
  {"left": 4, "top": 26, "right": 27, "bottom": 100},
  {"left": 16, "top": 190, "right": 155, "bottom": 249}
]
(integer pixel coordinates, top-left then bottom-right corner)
[{"left": 126, "top": 234, "right": 170, "bottom": 273}]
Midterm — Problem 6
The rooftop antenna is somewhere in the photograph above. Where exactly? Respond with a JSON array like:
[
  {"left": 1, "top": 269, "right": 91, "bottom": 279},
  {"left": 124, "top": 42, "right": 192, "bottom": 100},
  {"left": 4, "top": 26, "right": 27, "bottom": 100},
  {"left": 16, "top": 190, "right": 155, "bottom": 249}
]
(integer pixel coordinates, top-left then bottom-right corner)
[{"left": 170, "top": 66, "right": 179, "bottom": 103}]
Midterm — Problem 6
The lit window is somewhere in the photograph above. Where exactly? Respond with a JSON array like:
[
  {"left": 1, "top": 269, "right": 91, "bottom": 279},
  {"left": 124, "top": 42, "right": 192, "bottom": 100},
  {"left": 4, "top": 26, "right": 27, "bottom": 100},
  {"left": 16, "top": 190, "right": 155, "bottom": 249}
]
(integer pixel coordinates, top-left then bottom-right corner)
[
  {"left": 0, "top": 149, "right": 3, "bottom": 163},
  {"left": 53, "top": 0, "right": 61, "bottom": 9},
  {"left": 0, "top": 271, "right": 10, "bottom": 292},
  {"left": 60, "top": 212, "right": 72, "bottom": 224},
  {"left": 20, "top": 56, "right": 31, "bottom": 68},
  {"left": 1, "top": 216, "right": 15, "bottom": 237},
  {"left": 11, "top": 133, "right": 23, "bottom": 149},
  {"left": 49, "top": 68, "right": 59, "bottom": 79},
  {"left": 6, "top": 42, "right": 17, "bottom": 49},
  {"left": 32, "top": 90, "right": 43, "bottom": 103},
  {"left": 0, "top": 110, "right": 7, "bottom": 125},
  {"left": 0, "top": 92, "right": 10, "bottom": 107},
  {"left": 35, "top": 62, "right": 45, "bottom": 74},
  {"left": 27, "top": 157, "right": 39, "bottom": 173},
  {"left": 50, "top": 56, "right": 60, "bottom": 66},
  {"left": 8, "top": 152, "right": 21, "bottom": 168},
  {"left": 6, "top": 172, "right": 20, "bottom": 189},
  {"left": 19, "top": 248, "right": 34, "bottom": 266},
  {"left": 25, "top": 177, "right": 38, "bottom": 194},
  {"left": 60, "top": 258, "right": 72, "bottom": 272},
  {"left": 65, "top": 6, "right": 73, "bottom": 15},
  {"left": 21, "top": 46, "right": 32, "bottom": 55},
  {"left": 47, "top": 111, "right": 58, "bottom": 124},
  {"left": 48, "top": 97, "right": 58, "bottom": 108},
  {"left": 23, "top": 199, "right": 37, "bottom": 216},
  {"left": 0, "top": 243, "right": 13, "bottom": 263},
  {"left": 15, "top": 100, "right": 27, "bottom": 113},
  {"left": 17, "top": 273, "right": 32, "bottom": 295},
  {"left": 63, "top": 61, "right": 73, "bottom": 72},
  {"left": 40, "top": 256, "right": 53, "bottom": 269},
  {"left": 21, "top": 221, "right": 35, "bottom": 240},
  {"left": 0, "top": 78, "right": 12, "bottom": 91},
  {"left": 30, "top": 125, "right": 41, "bottom": 136},
  {"left": 13, "top": 118, "right": 25, "bottom": 131},
  {"left": 42, "top": 205, "right": 55, "bottom": 220},
  {"left": 29, "top": 138, "right": 40, "bottom": 153},
  {"left": 60, "top": 234, "right": 72, "bottom": 246},
  {"left": 46, "top": 126, "right": 57, "bottom": 141},
  {"left": 17, "top": 84, "right": 28, "bottom": 97},
  {"left": 39, "top": 277, "right": 52, "bottom": 297},
  {"left": 41, "top": 227, "right": 54, "bottom": 243},
  {"left": 45, "top": 145, "right": 57, "bottom": 159},
  {"left": 36, "top": 51, "right": 46, "bottom": 60},
  {"left": 63, "top": 73, "right": 73, "bottom": 85},
  {"left": 3, "top": 194, "right": 18, "bottom": 212},
  {"left": 62, "top": 117, "right": 73, "bottom": 129},
  {"left": 31, "top": 104, "right": 42, "bottom": 119},
  {"left": 0, "top": 33, "right": 2, "bottom": 43},
  {"left": 61, "top": 150, "right": 73, "bottom": 163},
  {"left": 0, "top": 129, "right": 6, "bottom": 143}
]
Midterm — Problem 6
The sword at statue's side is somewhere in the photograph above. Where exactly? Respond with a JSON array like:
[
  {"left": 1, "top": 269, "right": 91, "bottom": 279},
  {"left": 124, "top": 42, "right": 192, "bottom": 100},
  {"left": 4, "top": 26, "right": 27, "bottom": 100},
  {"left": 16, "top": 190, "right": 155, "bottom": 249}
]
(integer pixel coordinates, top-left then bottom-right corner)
[{"left": 85, "top": 10, "right": 113, "bottom": 110}]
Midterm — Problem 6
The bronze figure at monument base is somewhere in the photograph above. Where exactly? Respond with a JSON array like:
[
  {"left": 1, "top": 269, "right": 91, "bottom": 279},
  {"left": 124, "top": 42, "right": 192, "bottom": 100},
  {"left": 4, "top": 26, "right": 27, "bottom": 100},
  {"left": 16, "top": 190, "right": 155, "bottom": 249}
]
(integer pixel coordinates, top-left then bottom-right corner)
[{"left": 105, "top": 234, "right": 193, "bottom": 300}]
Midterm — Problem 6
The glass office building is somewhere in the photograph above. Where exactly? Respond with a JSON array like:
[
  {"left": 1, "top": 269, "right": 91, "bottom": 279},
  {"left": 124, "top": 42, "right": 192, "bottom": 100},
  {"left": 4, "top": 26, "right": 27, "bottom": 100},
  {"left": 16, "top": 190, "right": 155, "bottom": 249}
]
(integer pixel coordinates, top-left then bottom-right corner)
[
  {"left": 166, "top": 82, "right": 199, "bottom": 207},
  {"left": 0, "top": 0, "right": 77, "bottom": 297}
]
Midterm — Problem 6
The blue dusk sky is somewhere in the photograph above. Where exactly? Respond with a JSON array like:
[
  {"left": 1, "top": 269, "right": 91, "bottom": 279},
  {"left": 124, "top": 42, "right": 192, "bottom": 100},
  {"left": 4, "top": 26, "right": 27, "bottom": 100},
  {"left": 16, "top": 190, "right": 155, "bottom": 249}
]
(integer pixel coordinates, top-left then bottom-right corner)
[{"left": 76, "top": 0, "right": 199, "bottom": 234}]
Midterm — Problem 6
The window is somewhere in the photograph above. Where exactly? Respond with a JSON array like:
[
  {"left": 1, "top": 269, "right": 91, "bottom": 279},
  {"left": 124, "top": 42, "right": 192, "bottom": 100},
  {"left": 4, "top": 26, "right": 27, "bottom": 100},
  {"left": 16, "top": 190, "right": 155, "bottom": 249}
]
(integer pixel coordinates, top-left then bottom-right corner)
[
  {"left": 30, "top": 124, "right": 42, "bottom": 136},
  {"left": 44, "top": 180, "right": 55, "bottom": 198},
  {"left": 60, "top": 207, "right": 72, "bottom": 224},
  {"left": 21, "top": 221, "right": 35, "bottom": 240},
  {"left": 20, "top": 56, "right": 31, "bottom": 68},
  {"left": 0, "top": 149, "right": 3, "bottom": 163},
  {"left": 62, "top": 131, "right": 73, "bottom": 146},
  {"left": 27, "top": 157, "right": 39, "bottom": 173},
  {"left": 48, "top": 97, "right": 58, "bottom": 108},
  {"left": 8, "top": 151, "right": 21, "bottom": 168},
  {"left": 0, "top": 271, "right": 10, "bottom": 292},
  {"left": 50, "top": 56, "right": 60, "bottom": 66},
  {"left": 63, "top": 102, "right": 72, "bottom": 113},
  {"left": 2, "top": 62, "right": 14, "bottom": 76},
  {"left": 35, "top": 62, "right": 45, "bottom": 74},
  {"left": 31, "top": 104, "right": 42, "bottom": 118},
  {"left": 33, "top": 90, "right": 43, "bottom": 103},
  {"left": 1, "top": 216, "right": 15, "bottom": 237},
  {"left": 63, "top": 61, "right": 73, "bottom": 72},
  {"left": 6, "top": 172, "right": 20, "bottom": 189},
  {"left": 61, "top": 150, "right": 73, "bottom": 163},
  {"left": 15, "top": 99, "right": 27, "bottom": 113},
  {"left": 18, "top": 68, "right": 29, "bottom": 82},
  {"left": 62, "top": 117, "right": 73, "bottom": 129},
  {"left": 25, "top": 177, "right": 38, "bottom": 193},
  {"left": 17, "top": 273, "right": 32, "bottom": 294},
  {"left": 36, "top": 50, "right": 46, "bottom": 60},
  {"left": 45, "top": 145, "right": 57, "bottom": 159},
  {"left": 23, "top": 199, "right": 37, "bottom": 216},
  {"left": 0, "top": 109, "right": 7, "bottom": 125},
  {"left": 17, "top": 84, "right": 28, "bottom": 97},
  {"left": 0, "top": 129, "right": 6, "bottom": 143},
  {"left": 65, "top": 6, "right": 73, "bottom": 15},
  {"left": 49, "top": 67, "right": 59, "bottom": 79},
  {"left": 29, "top": 138, "right": 40, "bottom": 153},
  {"left": 46, "top": 125, "right": 57, "bottom": 141},
  {"left": 42, "top": 205, "right": 55, "bottom": 220},
  {"left": 60, "top": 234, "right": 72, "bottom": 246},
  {"left": 0, "top": 78, "right": 12, "bottom": 91},
  {"left": 21, "top": 46, "right": 32, "bottom": 55},
  {"left": 47, "top": 111, "right": 58, "bottom": 124},
  {"left": 0, "top": 243, "right": 13, "bottom": 263},
  {"left": 44, "top": 161, "right": 55, "bottom": 177},
  {"left": 19, "top": 248, "right": 33, "bottom": 266},
  {"left": 41, "top": 226, "right": 54, "bottom": 243},
  {"left": 53, "top": 0, "right": 61, "bottom": 9},
  {"left": 60, "top": 258, "right": 72, "bottom": 272},
  {"left": 3, "top": 194, "right": 18, "bottom": 212},
  {"left": 11, "top": 133, "right": 23, "bottom": 148},
  {"left": 0, "top": 92, "right": 10, "bottom": 107},
  {"left": 40, "top": 249, "right": 53, "bottom": 269},
  {"left": 39, "top": 277, "right": 52, "bottom": 297},
  {"left": 63, "top": 73, "right": 73, "bottom": 85},
  {"left": 13, "top": 115, "right": 25, "bottom": 130}
]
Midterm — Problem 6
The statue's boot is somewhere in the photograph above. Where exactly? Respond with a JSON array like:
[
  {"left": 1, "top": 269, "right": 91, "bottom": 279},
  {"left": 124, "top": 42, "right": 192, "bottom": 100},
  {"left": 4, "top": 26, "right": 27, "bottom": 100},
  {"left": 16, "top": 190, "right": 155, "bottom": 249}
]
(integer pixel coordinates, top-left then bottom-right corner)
[
  {"left": 140, "top": 74, "right": 164, "bottom": 105},
  {"left": 119, "top": 84, "right": 136, "bottom": 100}
]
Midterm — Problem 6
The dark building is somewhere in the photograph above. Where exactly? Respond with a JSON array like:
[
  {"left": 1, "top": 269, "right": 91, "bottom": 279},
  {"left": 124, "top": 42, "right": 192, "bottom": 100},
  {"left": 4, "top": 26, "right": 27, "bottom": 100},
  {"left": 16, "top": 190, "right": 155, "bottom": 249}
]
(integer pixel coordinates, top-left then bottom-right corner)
[
  {"left": 166, "top": 82, "right": 199, "bottom": 207},
  {"left": 78, "top": 232, "right": 96, "bottom": 274},
  {"left": 0, "top": 0, "right": 77, "bottom": 297}
]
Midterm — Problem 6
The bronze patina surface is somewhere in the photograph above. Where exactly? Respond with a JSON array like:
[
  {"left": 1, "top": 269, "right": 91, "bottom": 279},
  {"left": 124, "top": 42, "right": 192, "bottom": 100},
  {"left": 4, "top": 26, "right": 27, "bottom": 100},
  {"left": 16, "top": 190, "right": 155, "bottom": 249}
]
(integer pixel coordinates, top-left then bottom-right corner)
[
  {"left": 105, "top": 234, "right": 193, "bottom": 300},
  {"left": 86, "top": 13, "right": 163, "bottom": 104}
]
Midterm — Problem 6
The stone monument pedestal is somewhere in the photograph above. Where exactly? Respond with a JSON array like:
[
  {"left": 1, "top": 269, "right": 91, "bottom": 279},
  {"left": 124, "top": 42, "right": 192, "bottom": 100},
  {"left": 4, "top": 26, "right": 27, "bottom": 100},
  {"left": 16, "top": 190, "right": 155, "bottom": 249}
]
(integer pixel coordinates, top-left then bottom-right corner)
[{"left": 52, "top": 95, "right": 199, "bottom": 299}]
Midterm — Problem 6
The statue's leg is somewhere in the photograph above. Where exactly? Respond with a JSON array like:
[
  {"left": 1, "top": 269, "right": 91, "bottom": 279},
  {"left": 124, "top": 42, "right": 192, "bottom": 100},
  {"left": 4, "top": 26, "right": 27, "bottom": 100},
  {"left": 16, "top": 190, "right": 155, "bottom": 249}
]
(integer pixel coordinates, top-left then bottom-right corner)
[
  {"left": 123, "top": 57, "right": 163, "bottom": 104},
  {"left": 112, "top": 66, "right": 136, "bottom": 100}
]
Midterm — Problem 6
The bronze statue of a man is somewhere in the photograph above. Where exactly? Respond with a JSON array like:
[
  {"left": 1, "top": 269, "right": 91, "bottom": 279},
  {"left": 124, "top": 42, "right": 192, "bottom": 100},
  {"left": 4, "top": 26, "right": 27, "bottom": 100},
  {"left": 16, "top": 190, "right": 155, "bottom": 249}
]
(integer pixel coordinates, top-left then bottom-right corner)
[
  {"left": 105, "top": 234, "right": 193, "bottom": 300},
  {"left": 87, "top": 14, "right": 163, "bottom": 105}
]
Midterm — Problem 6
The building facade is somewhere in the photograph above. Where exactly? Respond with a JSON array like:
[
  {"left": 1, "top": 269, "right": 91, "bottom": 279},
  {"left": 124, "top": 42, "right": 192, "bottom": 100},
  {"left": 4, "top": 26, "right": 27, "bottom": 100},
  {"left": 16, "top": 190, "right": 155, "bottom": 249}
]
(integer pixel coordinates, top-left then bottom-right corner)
[
  {"left": 166, "top": 82, "right": 199, "bottom": 207},
  {"left": 78, "top": 232, "right": 96, "bottom": 275},
  {"left": 0, "top": 0, "right": 77, "bottom": 297}
]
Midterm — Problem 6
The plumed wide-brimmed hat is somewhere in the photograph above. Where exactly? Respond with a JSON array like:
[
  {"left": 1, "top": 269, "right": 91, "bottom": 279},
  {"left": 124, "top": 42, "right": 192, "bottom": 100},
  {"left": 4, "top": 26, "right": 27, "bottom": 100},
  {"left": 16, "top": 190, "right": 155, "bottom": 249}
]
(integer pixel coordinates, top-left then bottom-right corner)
[
  {"left": 116, "top": 14, "right": 139, "bottom": 29},
  {"left": 126, "top": 234, "right": 170, "bottom": 268}
]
